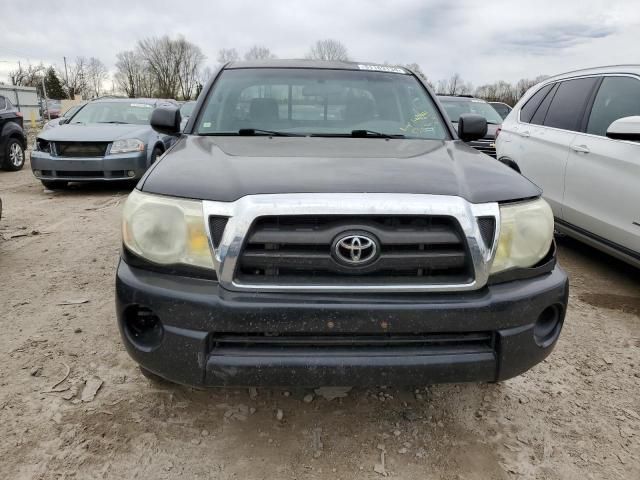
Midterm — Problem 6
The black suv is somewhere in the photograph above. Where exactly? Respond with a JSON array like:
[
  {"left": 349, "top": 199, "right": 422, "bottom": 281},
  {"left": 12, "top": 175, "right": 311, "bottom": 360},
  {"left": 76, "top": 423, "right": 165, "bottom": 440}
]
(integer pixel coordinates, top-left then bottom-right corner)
[
  {"left": 0, "top": 95, "right": 27, "bottom": 171},
  {"left": 116, "top": 60, "right": 568, "bottom": 387},
  {"left": 439, "top": 95, "right": 503, "bottom": 158}
]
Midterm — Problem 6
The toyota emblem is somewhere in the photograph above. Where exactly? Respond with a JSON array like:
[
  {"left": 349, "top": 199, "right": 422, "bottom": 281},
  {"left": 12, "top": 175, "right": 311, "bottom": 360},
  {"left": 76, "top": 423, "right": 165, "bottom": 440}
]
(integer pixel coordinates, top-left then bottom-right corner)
[{"left": 333, "top": 233, "right": 379, "bottom": 266}]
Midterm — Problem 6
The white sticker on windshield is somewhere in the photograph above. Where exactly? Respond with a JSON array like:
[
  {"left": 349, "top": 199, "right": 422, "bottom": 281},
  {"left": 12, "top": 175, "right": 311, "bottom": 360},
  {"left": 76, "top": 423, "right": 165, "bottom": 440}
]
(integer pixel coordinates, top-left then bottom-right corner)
[
  {"left": 357, "top": 64, "right": 407, "bottom": 74},
  {"left": 130, "top": 103, "right": 152, "bottom": 108},
  {"left": 203, "top": 122, "right": 212, "bottom": 128}
]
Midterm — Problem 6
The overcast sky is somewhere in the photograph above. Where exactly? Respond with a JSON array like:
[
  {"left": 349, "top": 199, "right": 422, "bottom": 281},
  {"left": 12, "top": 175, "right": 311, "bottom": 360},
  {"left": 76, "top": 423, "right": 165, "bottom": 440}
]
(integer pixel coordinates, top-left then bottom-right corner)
[{"left": 1, "top": 0, "right": 639, "bottom": 87}]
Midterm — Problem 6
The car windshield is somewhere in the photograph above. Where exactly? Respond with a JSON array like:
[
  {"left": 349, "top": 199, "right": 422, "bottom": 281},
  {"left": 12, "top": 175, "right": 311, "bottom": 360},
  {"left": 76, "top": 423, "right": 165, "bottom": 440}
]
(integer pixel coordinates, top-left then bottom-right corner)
[
  {"left": 63, "top": 104, "right": 83, "bottom": 118},
  {"left": 441, "top": 99, "right": 503, "bottom": 125},
  {"left": 490, "top": 103, "right": 511, "bottom": 119},
  {"left": 180, "top": 101, "right": 196, "bottom": 117},
  {"left": 69, "top": 101, "right": 154, "bottom": 125},
  {"left": 195, "top": 68, "right": 448, "bottom": 139}
]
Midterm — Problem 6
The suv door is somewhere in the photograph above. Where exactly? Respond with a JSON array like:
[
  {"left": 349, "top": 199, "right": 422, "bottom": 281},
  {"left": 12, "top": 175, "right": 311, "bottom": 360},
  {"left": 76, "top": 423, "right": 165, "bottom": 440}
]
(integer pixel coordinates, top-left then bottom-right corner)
[
  {"left": 512, "top": 78, "right": 599, "bottom": 218},
  {"left": 563, "top": 75, "right": 640, "bottom": 255}
]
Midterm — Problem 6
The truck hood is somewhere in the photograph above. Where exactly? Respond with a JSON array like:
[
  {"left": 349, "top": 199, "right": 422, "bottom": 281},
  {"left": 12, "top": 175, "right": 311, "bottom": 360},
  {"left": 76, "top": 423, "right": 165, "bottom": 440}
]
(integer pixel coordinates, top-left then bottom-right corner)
[
  {"left": 38, "top": 123, "right": 151, "bottom": 142},
  {"left": 141, "top": 136, "right": 540, "bottom": 204}
]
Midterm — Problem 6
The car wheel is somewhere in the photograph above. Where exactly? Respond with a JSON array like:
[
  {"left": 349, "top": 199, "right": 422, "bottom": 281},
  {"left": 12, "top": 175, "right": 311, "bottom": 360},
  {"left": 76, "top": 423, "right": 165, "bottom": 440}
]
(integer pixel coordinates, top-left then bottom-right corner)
[
  {"left": 2, "top": 138, "right": 25, "bottom": 171},
  {"left": 151, "top": 146, "right": 163, "bottom": 165},
  {"left": 41, "top": 180, "right": 69, "bottom": 190},
  {"left": 139, "top": 366, "right": 172, "bottom": 384}
]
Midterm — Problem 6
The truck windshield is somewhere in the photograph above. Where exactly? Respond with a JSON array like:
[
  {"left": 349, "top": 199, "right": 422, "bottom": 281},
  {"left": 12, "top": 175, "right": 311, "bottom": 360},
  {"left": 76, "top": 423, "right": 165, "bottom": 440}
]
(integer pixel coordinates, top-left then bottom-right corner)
[
  {"left": 70, "top": 102, "right": 154, "bottom": 125},
  {"left": 440, "top": 99, "right": 503, "bottom": 125},
  {"left": 195, "top": 68, "right": 448, "bottom": 139}
]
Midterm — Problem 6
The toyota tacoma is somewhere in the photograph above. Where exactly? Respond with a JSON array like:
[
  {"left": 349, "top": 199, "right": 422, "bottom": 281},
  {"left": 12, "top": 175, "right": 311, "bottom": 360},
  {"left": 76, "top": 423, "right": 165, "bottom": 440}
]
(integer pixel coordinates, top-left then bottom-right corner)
[{"left": 116, "top": 60, "right": 568, "bottom": 387}]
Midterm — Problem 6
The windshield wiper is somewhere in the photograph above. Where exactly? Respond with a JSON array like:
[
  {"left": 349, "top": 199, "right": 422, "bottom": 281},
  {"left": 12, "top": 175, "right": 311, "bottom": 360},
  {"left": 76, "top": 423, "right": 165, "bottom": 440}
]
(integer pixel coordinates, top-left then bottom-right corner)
[
  {"left": 352, "top": 130, "right": 405, "bottom": 138},
  {"left": 309, "top": 130, "right": 407, "bottom": 139},
  {"left": 238, "top": 128, "right": 303, "bottom": 137},
  {"left": 98, "top": 121, "right": 129, "bottom": 124}
]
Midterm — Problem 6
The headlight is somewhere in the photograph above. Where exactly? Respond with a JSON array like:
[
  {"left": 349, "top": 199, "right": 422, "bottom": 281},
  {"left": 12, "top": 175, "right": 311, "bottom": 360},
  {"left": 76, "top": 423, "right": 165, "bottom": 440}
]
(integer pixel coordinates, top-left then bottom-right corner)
[
  {"left": 34, "top": 138, "right": 51, "bottom": 153},
  {"left": 490, "top": 198, "right": 554, "bottom": 274},
  {"left": 122, "top": 190, "right": 214, "bottom": 270},
  {"left": 110, "top": 138, "right": 145, "bottom": 154}
]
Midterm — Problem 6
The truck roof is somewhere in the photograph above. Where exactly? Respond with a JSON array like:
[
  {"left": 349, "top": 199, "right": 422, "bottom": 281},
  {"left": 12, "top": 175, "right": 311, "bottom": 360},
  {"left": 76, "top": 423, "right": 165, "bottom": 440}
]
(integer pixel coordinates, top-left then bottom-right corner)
[{"left": 225, "top": 59, "right": 409, "bottom": 74}]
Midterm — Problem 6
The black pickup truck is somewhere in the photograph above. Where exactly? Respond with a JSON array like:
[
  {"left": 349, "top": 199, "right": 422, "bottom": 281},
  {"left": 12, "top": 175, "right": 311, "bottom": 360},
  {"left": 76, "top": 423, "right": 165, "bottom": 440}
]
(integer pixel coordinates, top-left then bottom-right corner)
[{"left": 116, "top": 60, "right": 568, "bottom": 387}]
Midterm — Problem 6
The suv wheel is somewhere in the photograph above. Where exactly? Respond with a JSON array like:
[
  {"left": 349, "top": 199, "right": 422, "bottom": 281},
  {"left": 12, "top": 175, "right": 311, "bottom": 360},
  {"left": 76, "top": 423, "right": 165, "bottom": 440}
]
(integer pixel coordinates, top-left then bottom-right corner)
[
  {"left": 41, "top": 180, "right": 69, "bottom": 190},
  {"left": 2, "top": 138, "right": 25, "bottom": 171}
]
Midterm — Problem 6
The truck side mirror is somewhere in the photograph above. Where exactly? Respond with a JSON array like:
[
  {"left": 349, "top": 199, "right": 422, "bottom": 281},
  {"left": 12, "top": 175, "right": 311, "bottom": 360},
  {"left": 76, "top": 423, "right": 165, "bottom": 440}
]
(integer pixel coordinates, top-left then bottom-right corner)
[
  {"left": 606, "top": 116, "right": 640, "bottom": 142},
  {"left": 457, "top": 113, "right": 487, "bottom": 142},
  {"left": 151, "top": 106, "right": 181, "bottom": 135}
]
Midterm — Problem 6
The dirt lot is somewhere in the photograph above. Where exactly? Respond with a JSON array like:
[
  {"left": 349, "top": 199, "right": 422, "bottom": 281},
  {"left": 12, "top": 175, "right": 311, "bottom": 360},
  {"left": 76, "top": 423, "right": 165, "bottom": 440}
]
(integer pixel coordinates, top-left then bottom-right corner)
[{"left": 1, "top": 142, "right": 638, "bottom": 479}]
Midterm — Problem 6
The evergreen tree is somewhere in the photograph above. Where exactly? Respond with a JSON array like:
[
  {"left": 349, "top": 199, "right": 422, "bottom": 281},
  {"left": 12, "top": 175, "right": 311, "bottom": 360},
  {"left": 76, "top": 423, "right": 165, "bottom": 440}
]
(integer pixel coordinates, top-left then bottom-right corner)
[{"left": 43, "top": 67, "right": 67, "bottom": 99}]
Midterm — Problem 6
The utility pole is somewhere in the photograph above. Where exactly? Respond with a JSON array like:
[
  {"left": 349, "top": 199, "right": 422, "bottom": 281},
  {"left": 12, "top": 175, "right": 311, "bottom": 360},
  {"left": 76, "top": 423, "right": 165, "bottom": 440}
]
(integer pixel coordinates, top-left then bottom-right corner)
[
  {"left": 41, "top": 76, "right": 50, "bottom": 121},
  {"left": 63, "top": 56, "right": 70, "bottom": 98}
]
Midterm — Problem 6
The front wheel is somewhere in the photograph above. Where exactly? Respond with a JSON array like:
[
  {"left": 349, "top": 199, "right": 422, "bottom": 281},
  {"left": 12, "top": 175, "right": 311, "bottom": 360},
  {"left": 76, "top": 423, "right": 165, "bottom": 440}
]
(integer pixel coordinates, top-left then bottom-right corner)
[
  {"left": 150, "top": 146, "right": 163, "bottom": 165},
  {"left": 41, "top": 180, "right": 68, "bottom": 190},
  {"left": 2, "top": 138, "right": 25, "bottom": 171}
]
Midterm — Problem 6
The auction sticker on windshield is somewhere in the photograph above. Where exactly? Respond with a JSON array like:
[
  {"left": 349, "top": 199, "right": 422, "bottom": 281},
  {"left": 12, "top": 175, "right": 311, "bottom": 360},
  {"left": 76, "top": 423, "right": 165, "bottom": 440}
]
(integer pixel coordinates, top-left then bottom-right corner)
[
  {"left": 130, "top": 103, "right": 153, "bottom": 108},
  {"left": 357, "top": 64, "right": 406, "bottom": 74}
]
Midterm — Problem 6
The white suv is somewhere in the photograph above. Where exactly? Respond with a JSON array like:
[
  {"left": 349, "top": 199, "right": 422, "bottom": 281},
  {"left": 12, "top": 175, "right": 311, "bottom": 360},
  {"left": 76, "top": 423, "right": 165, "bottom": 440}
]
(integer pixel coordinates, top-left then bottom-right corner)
[{"left": 496, "top": 65, "right": 640, "bottom": 268}]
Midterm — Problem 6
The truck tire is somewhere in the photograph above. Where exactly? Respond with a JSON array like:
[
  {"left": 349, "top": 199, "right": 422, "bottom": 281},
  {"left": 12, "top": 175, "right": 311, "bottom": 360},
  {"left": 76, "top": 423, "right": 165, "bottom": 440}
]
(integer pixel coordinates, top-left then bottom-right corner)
[{"left": 1, "top": 138, "right": 25, "bottom": 171}]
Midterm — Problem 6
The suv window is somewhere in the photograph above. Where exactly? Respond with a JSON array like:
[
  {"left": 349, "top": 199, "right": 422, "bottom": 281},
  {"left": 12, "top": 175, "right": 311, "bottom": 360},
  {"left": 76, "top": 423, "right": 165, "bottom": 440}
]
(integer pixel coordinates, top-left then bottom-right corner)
[
  {"left": 586, "top": 76, "right": 640, "bottom": 137},
  {"left": 543, "top": 78, "right": 598, "bottom": 131},
  {"left": 519, "top": 84, "right": 553, "bottom": 123},
  {"left": 530, "top": 83, "right": 558, "bottom": 125},
  {"left": 0, "top": 96, "right": 6, "bottom": 110}
]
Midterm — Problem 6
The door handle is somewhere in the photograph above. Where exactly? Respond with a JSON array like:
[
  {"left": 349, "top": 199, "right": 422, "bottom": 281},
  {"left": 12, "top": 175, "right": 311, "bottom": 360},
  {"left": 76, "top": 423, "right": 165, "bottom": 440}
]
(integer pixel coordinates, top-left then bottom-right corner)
[
  {"left": 519, "top": 130, "right": 530, "bottom": 138},
  {"left": 571, "top": 144, "right": 590, "bottom": 154}
]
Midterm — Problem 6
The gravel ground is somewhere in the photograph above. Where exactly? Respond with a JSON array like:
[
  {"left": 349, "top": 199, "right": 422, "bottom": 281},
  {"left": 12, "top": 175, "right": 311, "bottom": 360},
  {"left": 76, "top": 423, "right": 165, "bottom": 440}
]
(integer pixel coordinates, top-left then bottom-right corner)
[{"left": 0, "top": 144, "right": 638, "bottom": 479}]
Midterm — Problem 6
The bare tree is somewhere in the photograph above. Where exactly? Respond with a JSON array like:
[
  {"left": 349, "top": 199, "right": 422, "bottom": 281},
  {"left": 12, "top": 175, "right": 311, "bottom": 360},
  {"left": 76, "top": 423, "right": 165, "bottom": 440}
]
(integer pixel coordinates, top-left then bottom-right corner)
[
  {"left": 61, "top": 57, "right": 89, "bottom": 99},
  {"left": 244, "top": 45, "right": 276, "bottom": 61},
  {"left": 114, "top": 50, "right": 153, "bottom": 98},
  {"left": 175, "top": 38, "right": 205, "bottom": 100},
  {"left": 9, "top": 62, "right": 46, "bottom": 88},
  {"left": 306, "top": 39, "right": 349, "bottom": 61},
  {"left": 404, "top": 63, "right": 434, "bottom": 88},
  {"left": 136, "top": 35, "right": 206, "bottom": 99},
  {"left": 446, "top": 73, "right": 462, "bottom": 95},
  {"left": 86, "top": 57, "right": 108, "bottom": 98},
  {"left": 434, "top": 79, "right": 448, "bottom": 95},
  {"left": 137, "top": 36, "right": 182, "bottom": 98},
  {"left": 217, "top": 48, "right": 239, "bottom": 64},
  {"left": 474, "top": 75, "right": 548, "bottom": 105}
]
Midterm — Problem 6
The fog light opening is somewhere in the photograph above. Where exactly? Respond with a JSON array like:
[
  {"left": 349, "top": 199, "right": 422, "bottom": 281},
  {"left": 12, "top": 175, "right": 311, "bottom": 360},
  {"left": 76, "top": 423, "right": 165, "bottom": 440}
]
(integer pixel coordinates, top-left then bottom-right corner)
[
  {"left": 123, "top": 305, "right": 163, "bottom": 351},
  {"left": 534, "top": 305, "right": 563, "bottom": 347},
  {"left": 127, "top": 170, "right": 136, "bottom": 178},
  {"left": 34, "top": 170, "right": 41, "bottom": 177}
]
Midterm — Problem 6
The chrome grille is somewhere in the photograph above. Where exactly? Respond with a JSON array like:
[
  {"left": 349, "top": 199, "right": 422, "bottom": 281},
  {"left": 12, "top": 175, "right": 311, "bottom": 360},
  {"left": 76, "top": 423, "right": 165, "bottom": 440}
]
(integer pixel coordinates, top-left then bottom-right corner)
[
  {"left": 203, "top": 193, "right": 499, "bottom": 293},
  {"left": 236, "top": 215, "right": 473, "bottom": 286},
  {"left": 468, "top": 139, "right": 496, "bottom": 158}
]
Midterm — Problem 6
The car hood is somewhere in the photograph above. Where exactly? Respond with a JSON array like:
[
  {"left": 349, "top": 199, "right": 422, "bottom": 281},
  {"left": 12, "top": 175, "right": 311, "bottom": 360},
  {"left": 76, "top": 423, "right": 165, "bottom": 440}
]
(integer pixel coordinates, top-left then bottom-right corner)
[
  {"left": 37, "top": 123, "right": 151, "bottom": 142},
  {"left": 141, "top": 136, "right": 540, "bottom": 204}
]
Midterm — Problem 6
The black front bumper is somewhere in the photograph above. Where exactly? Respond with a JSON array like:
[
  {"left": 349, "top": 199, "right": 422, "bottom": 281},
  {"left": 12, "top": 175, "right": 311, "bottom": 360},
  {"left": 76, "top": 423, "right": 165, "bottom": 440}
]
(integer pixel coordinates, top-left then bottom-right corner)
[{"left": 116, "top": 259, "right": 569, "bottom": 386}]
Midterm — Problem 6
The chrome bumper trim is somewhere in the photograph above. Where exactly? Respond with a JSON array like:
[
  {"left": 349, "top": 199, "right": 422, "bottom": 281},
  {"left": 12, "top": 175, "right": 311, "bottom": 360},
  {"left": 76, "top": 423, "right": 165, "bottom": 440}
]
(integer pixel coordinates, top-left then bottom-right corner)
[{"left": 202, "top": 194, "right": 500, "bottom": 293}]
